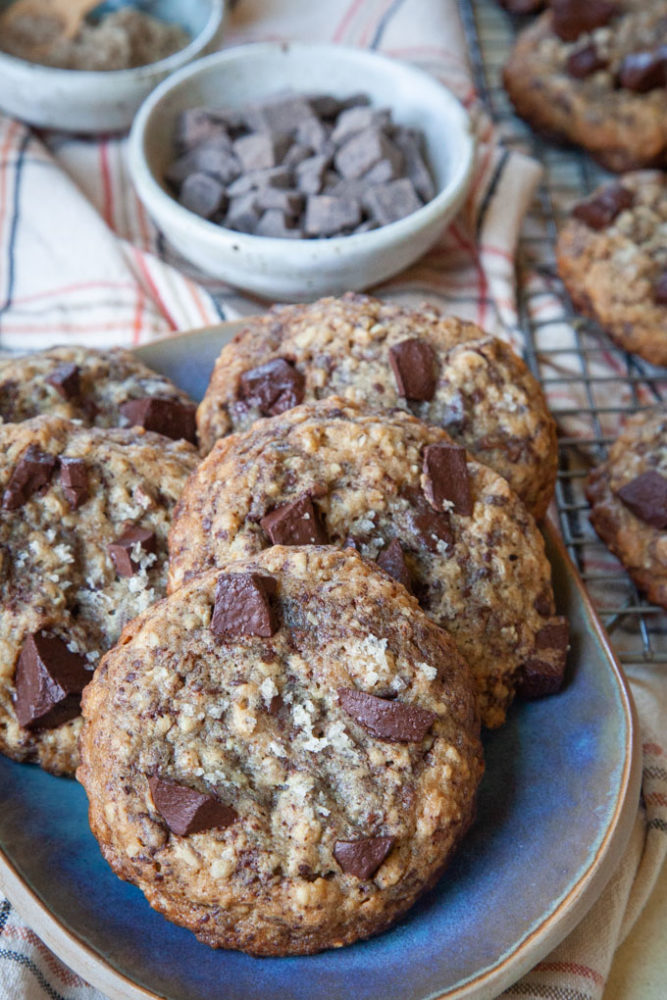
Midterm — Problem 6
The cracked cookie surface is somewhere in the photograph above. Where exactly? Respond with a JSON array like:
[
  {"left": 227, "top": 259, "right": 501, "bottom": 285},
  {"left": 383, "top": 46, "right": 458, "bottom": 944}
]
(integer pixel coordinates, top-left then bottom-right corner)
[
  {"left": 0, "top": 415, "right": 198, "bottom": 775},
  {"left": 196, "top": 293, "right": 557, "bottom": 519},
  {"left": 78, "top": 546, "right": 483, "bottom": 956},
  {"left": 557, "top": 172, "right": 667, "bottom": 366},
  {"left": 504, "top": 1, "right": 667, "bottom": 172},
  {"left": 171, "top": 399, "right": 566, "bottom": 729},
  {"left": 586, "top": 405, "right": 667, "bottom": 607}
]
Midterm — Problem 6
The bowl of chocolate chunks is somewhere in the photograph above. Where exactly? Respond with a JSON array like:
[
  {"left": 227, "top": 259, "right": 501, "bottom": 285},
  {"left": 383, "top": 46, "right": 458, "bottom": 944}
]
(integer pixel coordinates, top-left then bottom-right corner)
[{"left": 128, "top": 41, "right": 475, "bottom": 300}]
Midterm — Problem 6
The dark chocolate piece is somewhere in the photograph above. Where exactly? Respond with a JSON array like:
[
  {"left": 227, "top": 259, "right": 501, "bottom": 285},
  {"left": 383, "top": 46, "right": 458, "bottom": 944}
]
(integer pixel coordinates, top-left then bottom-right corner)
[
  {"left": 567, "top": 44, "right": 608, "bottom": 79},
  {"left": 362, "top": 177, "right": 422, "bottom": 226},
  {"left": 655, "top": 272, "right": 667, "bottom": 306},
  {"left": 260, "top": 494, "right": 328, "bottom": 546},
  {"left": 617, "top": 48, "right": 667, "bottom": 93},
  {"left": 535, "top": 620, "right": 570, "bottom": 650},
  {"left": 551, "top": 0, "right": 616, "bottom": 42},
  {"left": 238, "top": 358, "right": 305, "bottom": 417},
  {"left": 46, "top": 363, "right": 80, "bottom": 400},
  {"left": 389, "top": 338, "right": 437, "bottom": 401},
  {"left": 304, "top": 194, "right": 362, "bottom": 236},
  {"left": 403, "top": 486, "right": 453, "bottom": 553},
  {"left": 149, "top": 776, "right": 237, "bottom": 837},
  {"left": 422, "top": 444, "right": 473, "bottom": 516},
  {"left": 517, "top": 616, "right": 569, "bottom": 699},
  {"left": 210, "top": 572, "right": 277, "bottom": 638},
  {"left": 14, "top": 633, "right": 88, "bottom": 730},
  {"left": 2, "top": 446, "right": 56, "bottom": 510},
  {"left": 119, "top": 397, "right": 197, "bottom": 444},
  {"left": 617, "top": 470, "right": 667, "bottom": 529},
  {"left": 338, "top": 688, "right": 437, "bottom": 742},
  {"left": 376, "top": 539, "right": 412, "bottom": 593},
  {"left": 333, "top": 835, "right": 395, "bottom": 879},
  {"left": 108, "top": 526, "right": 157, "bottom": 578},
  {"left": 59, "top": 457, "right": 88, "bottom": 510},
  {"left": 572, "top": 184, "right": 634, "bottom": 231},
  {"left": 179, "top": 172, "right": 226, "bottom": 219}
]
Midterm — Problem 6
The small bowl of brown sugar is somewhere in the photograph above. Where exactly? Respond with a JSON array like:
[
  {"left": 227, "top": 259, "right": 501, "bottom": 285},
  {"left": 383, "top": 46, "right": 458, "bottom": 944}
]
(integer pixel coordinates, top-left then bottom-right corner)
[
  {"left": 128, "top": 42, "right": 475, "bottom": 301},
  {"left": 0, "top": 0, "right": 225, "bottom": 132}
]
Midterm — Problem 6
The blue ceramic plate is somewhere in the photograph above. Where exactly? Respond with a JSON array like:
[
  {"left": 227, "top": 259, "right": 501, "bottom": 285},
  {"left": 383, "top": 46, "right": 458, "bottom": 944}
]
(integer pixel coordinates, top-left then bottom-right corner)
[{"left": 0, "top": 326, "right": 641, "bottom": 1000}]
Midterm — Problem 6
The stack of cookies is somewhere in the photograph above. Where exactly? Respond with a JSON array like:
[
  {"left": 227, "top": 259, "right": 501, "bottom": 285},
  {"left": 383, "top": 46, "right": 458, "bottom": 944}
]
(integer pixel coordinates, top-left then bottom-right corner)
[{"left": 1, "top": 293, "right": 569, "bottom": 955}]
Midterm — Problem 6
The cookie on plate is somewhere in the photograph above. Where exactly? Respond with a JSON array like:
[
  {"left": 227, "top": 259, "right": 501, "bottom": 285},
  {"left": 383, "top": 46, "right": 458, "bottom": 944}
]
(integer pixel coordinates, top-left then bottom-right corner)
[
  {"left": 170, "top": 399, "right": 568, "bottom": 729},
  {"left": 586, "top": 405, "right": 667, "bottom": 607},
  {"left": 79, "top": 546, "right": 484, "bottom": 956},
  {"left": 557, "top": 172, "right": 667, "bottom": 367},
  {"left": 0, "top": 345, "right": 197, "bottom": 443},
  {"left": 0, "top": 416, "right": 198, "bottom": 775},
  {"left": 196, "top": 293, "right": 558, "bottom": 520},
  {"left": 503, "top": 0, "right": 667, "bottom": 172}
]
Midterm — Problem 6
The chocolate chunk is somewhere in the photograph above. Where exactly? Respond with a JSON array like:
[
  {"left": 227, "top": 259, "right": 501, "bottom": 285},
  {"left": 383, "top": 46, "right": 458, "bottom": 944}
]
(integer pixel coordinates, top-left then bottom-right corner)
[
  {"left": 617, "top": 49, "right": 667, "bottom": 93},
  {"left": 362, "top": 178, "right": 422, "bottom": 226},
  {"left": 403, "top": 486, "right": 453, "bottom": 553},
  {"left": 654, "top": 272, "right": 667, "bottom": 306},
  {"left": 108, "top": 526, "right": 157, "bottom": 578},
  {"left": 422, "top": 444, "right": 473, "bottom": 516},
  {"left": 59, "top": 457, "right": 88, "bottom": 510},
  {"left": 255, "top": 188, "right": 303, "bottom": 215},
  {"left": 210, "top": 572, "right": 277, "bottom": 638},
  {"left": 2, "top": 445, "right": 56, "bottom": 510},
  {"left": 238, "top": 357, "right": 305, "bottom": 417},
  {"left": 14, "top": 633, "right": 88, "bottom": 730},
  {"left": 119, "top": 396, "right": 197, "bottom": 444},
  {"left": 517, "top": 616, "right": 569, "bottom": 699},
  {"left": 376, "top": 539, "right": 412, "bottom": 593},
  {"left": 233, "top": 132, "right": 291, "bottom": 172},
  {"left": 572, "top": 184, "right": 634, "bottom": 231},
  {"left": 389, "top": 338, "right": 437, "bottom": 401},
  {"left": 46, "top": 363, "right": 80, "bottom": 400},
  {"left": 179, "top": 172, "right": 226, "bottom": 219},
  {"left": 534, "top": 589, "right": 554, "bottom": 617},
  {"left": 617, "top": 470, "right": 667, "bottom": 529},
  {"left": 295, "top": 154, "right": 328, "bottom": 195},
  {"left": 261, "top": 494, "right": 328, "bottom": 546},
  {"left": 333, "top": 835, "right": 395, "bottom": 879},
  {"left": 255, "top": 210, "right": 303, "bottom": 239},
  {"left": 245, "top": 94, "right": 317, "bottom": 135},
  {"left": 304, "top": 194, "right": 362, "bottom": 236},
  {"left": 331, "top": 106, "right": 391, "bottom": 145},
  {"left": 338, "top": 688, "right": 437, "bottom": 742},
  {"left": 225, "top": 192, "right": 261, "bottom": 233},
  {"left": 567, "top": 44, "right": 608, "bottom": 79},
  {"left": 391, "top": 127, "right": 435, "bottom": 202},
  {"left": 149, "top": 776, "right": 237, "bottom": 837},
  {"left": 174, "top": 108, "right": 230, "bottom": 152},
  {"left": 535, "top": 619, "right": 570, "bottom": 651},
  {"left": 551, "top": 0, "right": 616, "bottom": 42},
  {"left": 334, "top": 127, "right": 399, "bottom": 181}
]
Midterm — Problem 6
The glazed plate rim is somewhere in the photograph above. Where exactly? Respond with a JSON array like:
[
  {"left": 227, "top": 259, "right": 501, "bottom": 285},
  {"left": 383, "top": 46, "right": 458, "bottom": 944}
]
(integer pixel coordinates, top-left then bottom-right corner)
[{"left": 0, "top": 322, "right": 642, "bottom": 1000}]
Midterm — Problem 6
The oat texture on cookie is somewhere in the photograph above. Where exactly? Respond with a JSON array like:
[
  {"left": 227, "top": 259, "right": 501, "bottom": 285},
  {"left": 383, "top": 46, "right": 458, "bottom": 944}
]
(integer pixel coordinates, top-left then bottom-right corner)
[
  {"left": 0, "top": 416, "right": 198, "bottom": 775},
  {"left": 196, "top": 293, "right": 557, "bottom": 520},
  {"left": 78, "top": 546, "right": 484, "bottom": 956}
]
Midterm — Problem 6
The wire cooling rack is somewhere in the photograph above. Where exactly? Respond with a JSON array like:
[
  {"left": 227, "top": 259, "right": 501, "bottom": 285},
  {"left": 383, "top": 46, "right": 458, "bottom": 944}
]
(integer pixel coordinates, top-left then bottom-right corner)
[{"left": 460, "top": 0, "right": 667, "bottom": 663}]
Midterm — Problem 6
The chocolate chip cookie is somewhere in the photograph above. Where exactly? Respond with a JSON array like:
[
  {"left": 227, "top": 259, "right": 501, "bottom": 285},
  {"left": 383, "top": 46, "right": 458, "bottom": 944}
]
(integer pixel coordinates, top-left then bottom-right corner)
[
  {"left": 503, "top": 0, "right": 667, "bottom": 172},
  {"left": 0, "top": 416, "right": 198, "bottom": 775},
  {"left": 196, "top": 293, "right": 558, "bottom": 520},
  {"left": 586, "top": 405, "right": 667, "bottom": 607},
  {"left": 78, "top": 546, "right": 484, "bottom": 955},
  {"left": 557, "top": 172, "right": 667, "bottom": 366},
  {"left": 0, "top": 345, "right": 197, "bottom": 443},
  {"left": 170, "top": 399, "right": 568, "bottom": 729}
]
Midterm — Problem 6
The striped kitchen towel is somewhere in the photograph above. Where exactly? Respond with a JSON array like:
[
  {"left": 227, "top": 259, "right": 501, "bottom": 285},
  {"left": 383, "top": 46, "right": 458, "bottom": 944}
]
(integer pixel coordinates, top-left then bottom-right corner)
[{"left": 0, "top": 2, "right": 665, "bottom": 1000}]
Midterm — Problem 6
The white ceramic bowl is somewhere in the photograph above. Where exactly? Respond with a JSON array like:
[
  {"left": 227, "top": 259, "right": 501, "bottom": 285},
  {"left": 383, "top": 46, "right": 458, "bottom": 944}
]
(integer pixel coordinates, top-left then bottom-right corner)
[
  {"left": 0, "top": 0, "right": 225, "bottom": 133},
  {"left": 128, "top": 42, "right": 475, "bottom": 301}
]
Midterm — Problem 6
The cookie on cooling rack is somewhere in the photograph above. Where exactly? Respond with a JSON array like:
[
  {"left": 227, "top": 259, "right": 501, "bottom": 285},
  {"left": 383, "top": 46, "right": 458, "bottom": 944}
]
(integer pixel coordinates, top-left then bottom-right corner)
[
  {"left": 503, "top": 0, "right": 667, "bottom": 172},
  {"left": 556, "top": 172, "right": 667, "bottom": 367},
  {"left": 195, "top": 293, "right": 558, "bottom": 520},
  {"left": 0, "top": 345, "right": 197, "bottom": 443},
  {"left": 586, "top": 405, "right": 667, "bottom": 608},
  {"left": 79, "top": 546, "right": 484, "bottom": 956},
  {"left": 0, "top": 415, "right": 198, "bottom": 775},
  {"left": 170, "top": 398, "right": 568, "bottom": 729}
]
